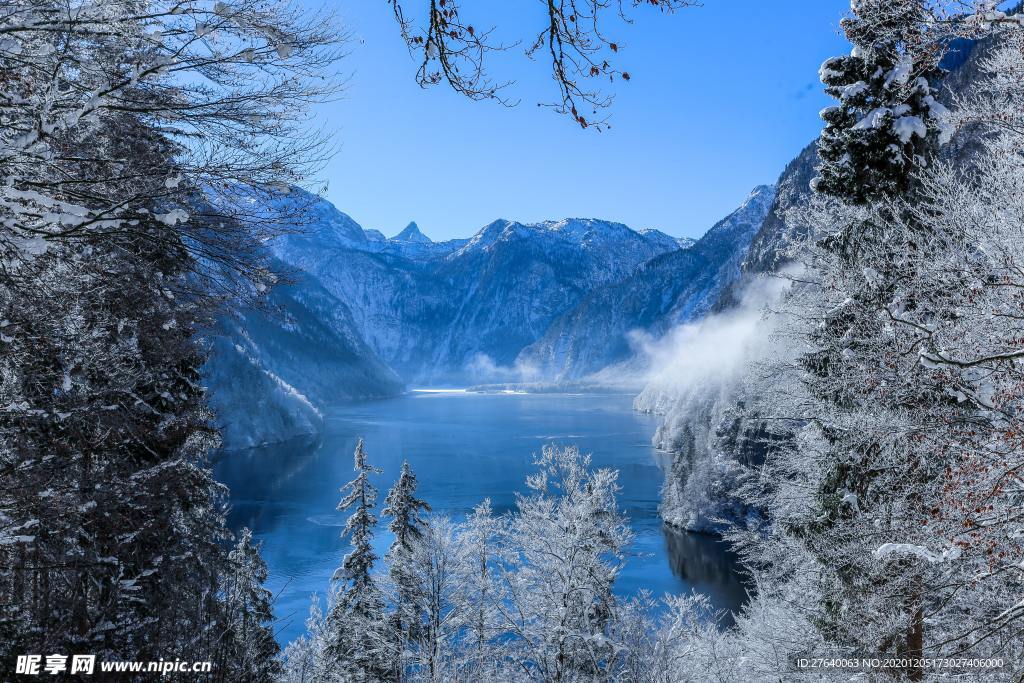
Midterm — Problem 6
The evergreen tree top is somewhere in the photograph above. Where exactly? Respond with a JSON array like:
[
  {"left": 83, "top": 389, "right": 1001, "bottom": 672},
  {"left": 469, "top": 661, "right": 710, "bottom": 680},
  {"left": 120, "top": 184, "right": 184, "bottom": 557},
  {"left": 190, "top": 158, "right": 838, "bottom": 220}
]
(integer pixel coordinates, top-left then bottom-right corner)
[
  {"left": 383, "top": 460, "right": 431, "bottom": 552},
  {"left": 814, "top": 0, "right": 951, "bottom": 204},
  {"left": 334, "top": 438, "right": 382, "bottom": 589}
]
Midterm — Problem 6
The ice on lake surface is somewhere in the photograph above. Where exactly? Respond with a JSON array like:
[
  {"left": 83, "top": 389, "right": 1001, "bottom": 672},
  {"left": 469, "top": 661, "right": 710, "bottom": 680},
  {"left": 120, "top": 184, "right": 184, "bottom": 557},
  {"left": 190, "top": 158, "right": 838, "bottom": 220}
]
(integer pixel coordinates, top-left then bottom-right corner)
[{"left": 214, "top": 391, "right": 748, "bottom": 645}]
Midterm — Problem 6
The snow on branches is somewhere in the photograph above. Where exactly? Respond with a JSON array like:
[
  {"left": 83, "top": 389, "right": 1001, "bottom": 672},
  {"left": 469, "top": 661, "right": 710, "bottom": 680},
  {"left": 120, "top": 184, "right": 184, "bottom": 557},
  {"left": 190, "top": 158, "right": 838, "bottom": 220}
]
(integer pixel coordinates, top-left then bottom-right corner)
[
  {"left": 814, "top": 0, "right": 949, "bottom": 203},
  {"left": 0, "top": 0, "right": 344, "bottom": 291}
]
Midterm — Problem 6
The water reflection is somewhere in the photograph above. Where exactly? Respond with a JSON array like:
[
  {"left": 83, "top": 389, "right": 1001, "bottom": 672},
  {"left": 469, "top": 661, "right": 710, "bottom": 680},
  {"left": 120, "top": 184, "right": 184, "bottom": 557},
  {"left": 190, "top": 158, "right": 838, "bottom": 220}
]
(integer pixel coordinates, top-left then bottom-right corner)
[{"left": 662, "top": 526, "right": 750, "bottom": 627}]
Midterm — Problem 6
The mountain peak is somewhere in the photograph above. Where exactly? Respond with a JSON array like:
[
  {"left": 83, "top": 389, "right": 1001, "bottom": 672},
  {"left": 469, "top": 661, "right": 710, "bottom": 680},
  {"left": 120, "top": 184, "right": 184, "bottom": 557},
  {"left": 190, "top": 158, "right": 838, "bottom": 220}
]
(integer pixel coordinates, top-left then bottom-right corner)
[
  {"left": 393, "top": 221, "right": 432, "bottom": 243},
  {"left": 745, "top": 184, "right": 776, "bottom": 208}
]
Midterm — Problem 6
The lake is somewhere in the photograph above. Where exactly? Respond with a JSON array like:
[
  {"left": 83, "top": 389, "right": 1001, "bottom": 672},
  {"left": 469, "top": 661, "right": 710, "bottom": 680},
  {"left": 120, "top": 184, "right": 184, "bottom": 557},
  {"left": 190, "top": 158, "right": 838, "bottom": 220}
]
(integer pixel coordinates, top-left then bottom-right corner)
[{"left": 214, "top": 391, "right": 747, "bottom": 645}]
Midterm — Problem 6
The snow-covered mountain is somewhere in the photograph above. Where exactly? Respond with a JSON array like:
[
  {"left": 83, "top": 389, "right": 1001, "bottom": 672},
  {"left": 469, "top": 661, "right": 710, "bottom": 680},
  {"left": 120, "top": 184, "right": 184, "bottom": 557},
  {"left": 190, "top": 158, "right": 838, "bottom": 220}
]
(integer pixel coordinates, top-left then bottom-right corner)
[
  {"left": 427, "top": 217, "right": 686, "bottom": 378},
  {"left": 203, "top": 186, "right": 773, "bottom": 447},
  {"left": 517, "top": 186, "right": 776, "bottom": 380},
  {"left": 394, "top": 221, "right": 430, "bottom": 242},
  {"left": 268, "top": 207, "right": 685, "bottom": 382}
]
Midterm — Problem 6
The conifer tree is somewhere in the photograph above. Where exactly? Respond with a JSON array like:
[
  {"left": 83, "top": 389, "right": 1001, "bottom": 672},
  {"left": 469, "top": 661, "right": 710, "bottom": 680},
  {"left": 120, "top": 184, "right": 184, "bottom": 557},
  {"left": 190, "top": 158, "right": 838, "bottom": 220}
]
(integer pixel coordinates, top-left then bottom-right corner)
[
  {"left": 383, "top": 461, "right": 431, "bottom": 559},
  {"left": 815, "top": 0, "right": 950, "bottom": 204},
  {"left": 0, "top": 0, "right": 341, "bottom": 671},
  {"left": 802, "top": 1, "right": 957, "bottom": 675},
  {"left": 382, "top": 460, "right": 431, "bottom": 679},
  {"left": 218, "top": 528, "right": 281, "bottom": 682},
  {"left": 325, "top": 439, "right": 389, "bottom": 681},
  {"left": 0, "top": 209, "right": 229, "bottom": 661}
]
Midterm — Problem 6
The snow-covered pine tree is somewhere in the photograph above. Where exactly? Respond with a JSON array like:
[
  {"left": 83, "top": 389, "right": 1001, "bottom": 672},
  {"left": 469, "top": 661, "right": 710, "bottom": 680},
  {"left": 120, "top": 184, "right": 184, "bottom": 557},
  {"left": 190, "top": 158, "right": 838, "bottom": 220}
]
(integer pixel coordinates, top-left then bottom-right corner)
[
  {"left": 218, "top": 528, "right": 281, "bottom": 682},
  {"left": 0, "top": 204, "right": 229, "bottom": 661},
  {"left": 325, "top": 439, "right": 389, "bottom": 681},
  {"left": 383, "top": 462, "right": 431, "bottom": 558},
  {"left": 381, "top": 460, "right": 431, "bottom": 679},
  {"left": 815, "top": 0, "right": 949, "bottom": 205}
]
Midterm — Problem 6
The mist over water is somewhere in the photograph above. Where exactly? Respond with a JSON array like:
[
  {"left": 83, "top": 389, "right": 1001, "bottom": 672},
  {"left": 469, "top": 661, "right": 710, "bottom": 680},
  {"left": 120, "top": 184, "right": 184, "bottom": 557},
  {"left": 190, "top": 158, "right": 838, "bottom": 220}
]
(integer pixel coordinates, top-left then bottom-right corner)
[{"left": 215, "top": 391, "right": 748, "bottom": 645}]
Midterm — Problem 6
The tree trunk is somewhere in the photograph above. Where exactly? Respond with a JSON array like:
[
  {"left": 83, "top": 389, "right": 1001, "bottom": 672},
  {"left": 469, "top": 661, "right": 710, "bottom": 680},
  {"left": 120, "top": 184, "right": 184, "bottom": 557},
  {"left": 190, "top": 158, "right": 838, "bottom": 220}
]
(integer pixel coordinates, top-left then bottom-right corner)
[{"left": 906, "top": 600, "right": 924, "bottom": 681}]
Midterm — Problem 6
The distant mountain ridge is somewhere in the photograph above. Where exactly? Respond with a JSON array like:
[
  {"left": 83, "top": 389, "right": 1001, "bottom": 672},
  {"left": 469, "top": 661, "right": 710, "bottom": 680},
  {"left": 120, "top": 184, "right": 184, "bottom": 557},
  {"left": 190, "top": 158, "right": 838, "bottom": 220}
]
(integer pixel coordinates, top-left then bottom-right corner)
[
  {"left": 266, "top": 205, "right": 695, "bottom": 381},
  {"left": 203, "top": 187, "right": 775, "bottom": 447}
]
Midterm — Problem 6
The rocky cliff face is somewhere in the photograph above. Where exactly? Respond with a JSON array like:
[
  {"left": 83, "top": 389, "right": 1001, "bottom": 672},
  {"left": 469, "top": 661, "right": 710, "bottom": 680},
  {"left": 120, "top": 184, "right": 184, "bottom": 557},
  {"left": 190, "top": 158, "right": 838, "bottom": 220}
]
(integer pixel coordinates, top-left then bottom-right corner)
[{"left": 636, "top": 381, "right": 767, "bottom": 532}]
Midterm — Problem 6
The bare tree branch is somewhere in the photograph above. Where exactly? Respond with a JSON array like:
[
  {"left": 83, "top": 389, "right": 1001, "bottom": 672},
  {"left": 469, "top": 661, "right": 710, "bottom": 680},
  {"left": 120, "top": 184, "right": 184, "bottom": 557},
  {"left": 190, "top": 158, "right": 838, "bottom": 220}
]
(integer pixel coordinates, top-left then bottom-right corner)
[{"left": 387, "top": 0, "right": 697, "bottom": 130}]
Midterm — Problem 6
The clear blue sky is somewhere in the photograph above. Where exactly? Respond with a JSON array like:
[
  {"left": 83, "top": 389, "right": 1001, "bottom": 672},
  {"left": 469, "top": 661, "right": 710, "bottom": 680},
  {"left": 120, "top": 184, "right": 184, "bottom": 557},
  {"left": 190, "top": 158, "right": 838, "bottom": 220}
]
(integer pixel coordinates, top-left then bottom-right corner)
[{"left": 306, "top": 1, "right": 851, "bottom": 240}]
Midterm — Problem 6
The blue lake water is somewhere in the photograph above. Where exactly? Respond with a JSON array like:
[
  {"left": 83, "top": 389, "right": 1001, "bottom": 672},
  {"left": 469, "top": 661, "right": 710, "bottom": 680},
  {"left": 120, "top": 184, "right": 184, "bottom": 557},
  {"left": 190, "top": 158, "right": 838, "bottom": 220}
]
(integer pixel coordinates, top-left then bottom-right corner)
[{"left": 214, "top": 391, "right": 747, "bottom": 645}]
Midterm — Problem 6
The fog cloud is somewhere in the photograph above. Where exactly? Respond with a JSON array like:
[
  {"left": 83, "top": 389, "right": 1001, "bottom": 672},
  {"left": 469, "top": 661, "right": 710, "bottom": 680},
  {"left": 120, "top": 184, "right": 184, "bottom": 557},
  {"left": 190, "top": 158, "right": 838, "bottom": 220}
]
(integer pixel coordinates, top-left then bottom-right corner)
[
  {"left": 465, "top": 352, "right": 541, "bottom": 383},
  {"left": 631, "top": 273, "right": 794, "bottom": 396}
]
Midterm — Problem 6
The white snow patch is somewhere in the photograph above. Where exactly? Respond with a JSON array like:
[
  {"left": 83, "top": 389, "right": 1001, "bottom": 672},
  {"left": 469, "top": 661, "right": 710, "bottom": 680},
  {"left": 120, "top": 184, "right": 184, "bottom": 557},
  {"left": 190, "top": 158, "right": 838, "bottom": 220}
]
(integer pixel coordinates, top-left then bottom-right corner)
[
  {"left": 873, "top": 543, "right": 947, "bottom": 563},
  {"left": 893, "top": 116, "right": 927, "bottom": 143},
  {"left": 156, "top": 208, "right": 188, "bottom": 225}
]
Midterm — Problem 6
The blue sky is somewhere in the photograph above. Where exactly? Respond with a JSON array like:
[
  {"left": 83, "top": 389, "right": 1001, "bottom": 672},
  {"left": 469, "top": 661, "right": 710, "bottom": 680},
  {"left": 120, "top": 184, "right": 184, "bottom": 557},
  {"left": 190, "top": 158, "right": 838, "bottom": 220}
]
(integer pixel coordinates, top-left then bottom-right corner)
[{"left": 307, "top": 1, "right": 851, "bottom": 241}]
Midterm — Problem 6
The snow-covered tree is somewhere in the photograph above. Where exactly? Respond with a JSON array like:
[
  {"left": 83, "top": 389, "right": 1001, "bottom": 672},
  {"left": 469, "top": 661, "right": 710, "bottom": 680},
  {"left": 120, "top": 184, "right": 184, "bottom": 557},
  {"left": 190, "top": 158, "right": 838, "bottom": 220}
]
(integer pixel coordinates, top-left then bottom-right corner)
[
  {"left": 324, "top": 438, "right": 390, "bottom": 681},
  {"left": 450, "top": 500, "right": 504, "bottom": 682},
  {"left": 398, "top": 516, "right": 467, "bottom": 682},
  {"left": 282, "top": 443, "right": 705, "bottom": 682},
  {"left": 712, "top": 22, "right": 1024, "bottom": 680},
  {"left": 794, "top": 2, "right": 959, "bottom": 673},
  {"left": 0, "top": 0, "right": 343, "bottom": 282},
  {"left": 815, "top": 0, "right": 950, "bottom": 204},
  {"left": 384, "top": 462, "right": 432, "bottom": 557},
  {"left": 219, "top": 528, "right": 282, "bottom": 682},
  {"left": 0, "top": 0, "right": 343, "bottom": 670},
  {"left": 497, "top": 445, "right": 632, "bottom": 682},
  {"left": 382, "top": 460, "right": 431, "bottom": 679},
  {"left": 0, "top": 223, "right": 229, "bottom": 659},
  {"left": 860, "top": 27, "right": 1024, "bottom": 666}
]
